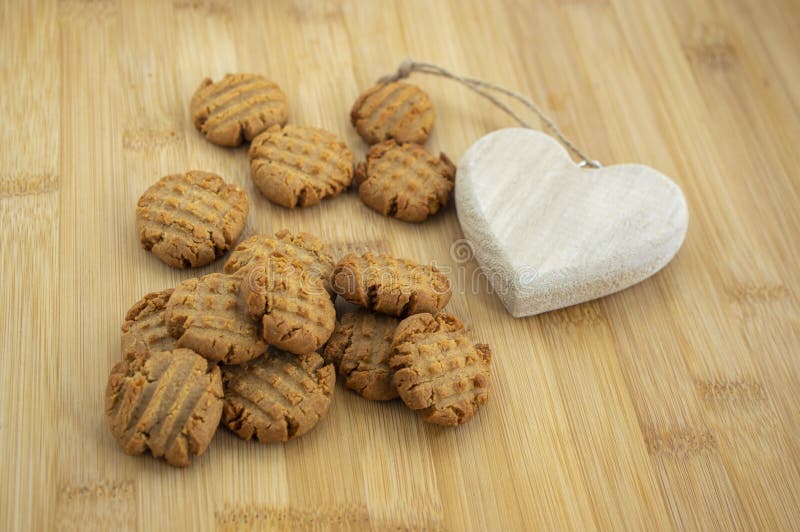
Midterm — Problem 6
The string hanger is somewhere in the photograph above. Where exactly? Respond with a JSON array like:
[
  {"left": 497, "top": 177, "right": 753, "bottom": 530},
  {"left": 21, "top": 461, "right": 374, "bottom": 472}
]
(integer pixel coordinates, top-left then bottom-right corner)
[{"left": 377, "top": 59, "right": 601, "bottom": 169}]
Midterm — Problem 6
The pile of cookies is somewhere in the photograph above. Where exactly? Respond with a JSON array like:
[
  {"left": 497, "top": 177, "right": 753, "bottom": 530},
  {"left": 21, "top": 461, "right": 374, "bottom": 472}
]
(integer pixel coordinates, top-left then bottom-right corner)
[
  {"left": 189, "top": 73, "right": 455, "bottom": 222},
  {"left": 105, "top": 72, "right": 491, "bottom": 467},
  {"left": 107, "top": 228, "right": 491, "bottom": 466}
]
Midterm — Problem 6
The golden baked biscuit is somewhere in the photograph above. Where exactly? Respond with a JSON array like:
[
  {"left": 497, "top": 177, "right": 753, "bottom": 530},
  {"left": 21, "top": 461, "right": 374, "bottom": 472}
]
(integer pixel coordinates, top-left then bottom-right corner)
[
  {"left": 165, "top": 273, "right": 267, "bottom": 364},
  {"left": 221, "top": 350, "right": 335, "bottom": 443},
  {"left": 332, "top": 252, "right": 451, "bottom": 317},
  {"left": 136, "top": 171, "right": 249, "bottom": 268},
  {"left": 239, "top": 260, "right": 335, "bottom": 354},
  {"left": 355, "top": 140, "right": 455, "bottom": 222},
  {"left": 350, "top": 81, "right": 434, "bottom": 145},
  {"left": 390, "top": 313, "right": 491, "bottom": 426},
  {"left": 105, "top": 349, "right": 223, "bottom": 467},
  {"left": 190, "top": 73, "right": 288, "bottom": 147},
  {"left": 323, "top": 310, "right": 399, "bottom": 401},
  {"left": 249, "top": 125, "right": 354, "bottom": 208},
  {"left": 224, "top": 229, "right": 335, "bottom": 295},
  {"left": 120, "top": 289, "right": 176, "bottom": 361}
]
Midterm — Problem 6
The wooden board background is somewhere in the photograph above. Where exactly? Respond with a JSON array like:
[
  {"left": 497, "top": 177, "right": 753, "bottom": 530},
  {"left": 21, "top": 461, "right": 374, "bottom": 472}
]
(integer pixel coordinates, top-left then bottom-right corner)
[{"left": 2, "top": 0, "right": 799, "bottom": 530}]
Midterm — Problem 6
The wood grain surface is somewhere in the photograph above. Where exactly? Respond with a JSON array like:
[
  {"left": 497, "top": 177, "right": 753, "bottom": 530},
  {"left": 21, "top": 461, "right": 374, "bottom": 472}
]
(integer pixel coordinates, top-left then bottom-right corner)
[{"left": 1, "top": 0, "right": 799, "bottom": 530}]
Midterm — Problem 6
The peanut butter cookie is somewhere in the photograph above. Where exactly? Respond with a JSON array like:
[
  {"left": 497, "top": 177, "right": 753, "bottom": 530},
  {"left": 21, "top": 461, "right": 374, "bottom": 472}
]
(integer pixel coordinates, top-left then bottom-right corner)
[
  {"left": 165, "top": 273, "right": 267, "bottom": 364},
  {"left": 239, "top": 260, "right": 335, "bottom": 354},
  {"left": 355, "top": 140, "right": 455, "bottom": 222},
  {"left": 121, "top": 289, "right": 176, "bottom": 361},
  {"left": 136, "top": 171, "right": 249, "bottom": 269},
  {"left": 390, "top": 313, "right": 491, "bottom": 426},
  {"left": 323, "top": 311, "right": 399, "bottom": 401},
  {"left": 190, "top": 73, "right": 288, "bottom": 147},
  {"left": 332, "top": 252, "right": 451, "bottom": 317},
  {"left": 350, "top": 81, "right": 434, "bottom": 145},
  {"left": 249, "top": 125, "right": 354, "bottom": 208},
  {"left": 221, "top": 350, "right": 335, "bottom": 443},
  {"left": 105, "top": 349, "right": 223, "bottom": 467},
  {"left": 224, "top": 229, "right": 335, "bottom": 294}
]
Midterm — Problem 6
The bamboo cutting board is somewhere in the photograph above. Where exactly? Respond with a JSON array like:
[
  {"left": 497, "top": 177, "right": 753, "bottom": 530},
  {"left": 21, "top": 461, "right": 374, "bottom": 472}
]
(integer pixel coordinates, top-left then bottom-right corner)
[{"left": 2, "top": 0, "right": 799, "bottom": 530}]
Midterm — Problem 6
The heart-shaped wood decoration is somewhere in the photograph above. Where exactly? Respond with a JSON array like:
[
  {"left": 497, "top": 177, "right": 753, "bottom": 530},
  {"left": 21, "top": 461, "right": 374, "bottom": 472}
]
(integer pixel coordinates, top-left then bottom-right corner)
[{"left": 455, "top": 128, "right": 689, "bottom": 317}]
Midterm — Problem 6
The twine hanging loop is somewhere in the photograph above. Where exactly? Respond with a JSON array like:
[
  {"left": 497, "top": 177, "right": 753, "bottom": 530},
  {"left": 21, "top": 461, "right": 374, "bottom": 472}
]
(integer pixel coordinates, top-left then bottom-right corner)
[{"left": 377, "top": 59, "right": 601, "bottom": 169}]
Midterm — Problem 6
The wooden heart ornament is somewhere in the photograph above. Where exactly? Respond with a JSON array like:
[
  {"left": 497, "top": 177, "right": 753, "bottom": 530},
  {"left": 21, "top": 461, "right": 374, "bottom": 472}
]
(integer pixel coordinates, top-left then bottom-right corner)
[{"left": 455, "top": 128, "right": 689, "bottom": 317}]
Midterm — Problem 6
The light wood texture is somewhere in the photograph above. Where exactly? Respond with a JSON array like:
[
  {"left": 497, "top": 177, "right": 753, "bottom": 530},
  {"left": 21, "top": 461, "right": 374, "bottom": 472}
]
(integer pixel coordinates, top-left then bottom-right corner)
[
  {"left": 456, "top": 128, "right": 688, "bottom": 317},
  {"left": 1, "top": 0, "right": 799, "bottom": 530}
]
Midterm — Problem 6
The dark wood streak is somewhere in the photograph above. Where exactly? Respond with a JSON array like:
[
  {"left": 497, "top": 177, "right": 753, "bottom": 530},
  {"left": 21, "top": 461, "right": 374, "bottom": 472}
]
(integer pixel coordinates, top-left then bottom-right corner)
[{"left": 0, "top": 173, "right": 60, "bottom": 198}]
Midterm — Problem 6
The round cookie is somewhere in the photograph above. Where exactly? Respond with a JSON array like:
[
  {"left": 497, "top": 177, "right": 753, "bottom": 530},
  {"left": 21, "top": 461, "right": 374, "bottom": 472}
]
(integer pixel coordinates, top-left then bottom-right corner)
[
  {"left": 390, "top": 313, "right": 491, "bottom": 426},
  {"left": 136, "top": 171, "right": 249, "bottom": 269},
  {"left": 164, "top": 273, "right": 267, "bottom": 364},
  {"left": 350, "top": 81, "right": 434, "bottom": 145},
  {"left": 190, "top": 73, "right": 288, "bottom": 147},
  {"left": 332, "top": 252, "right": 451, "bottom": 317},
  {"left": 355, "top": 140, "right": 455, "bottom": 222},
  {"left": 323, "top": 311, "right": 399, "bottom": 401},
  {"left": 221, "top": 350, "right": 335, "bottom": 443},
  {"left": 224, "top": 229, "right": 335, "bottom": 295},
  {"left": 249, "top": 124, "right": 354, "bottom": 208},
  {"left": 120, "top": 288, "right": 176, "bottom": 361},
  {"left": 239, "top": 260, "right": 335, "bottom": 354},
  {"left": 105, "top": 348, "right": 223, "bottom": 467}
]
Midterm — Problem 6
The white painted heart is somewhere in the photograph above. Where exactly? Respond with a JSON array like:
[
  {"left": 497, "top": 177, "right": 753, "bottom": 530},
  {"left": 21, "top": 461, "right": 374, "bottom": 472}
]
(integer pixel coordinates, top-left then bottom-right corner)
[{"left": 455, "top": 128, "right": 689, "bottom": 317}]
